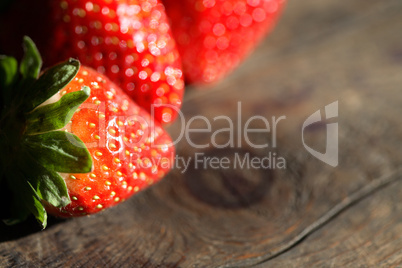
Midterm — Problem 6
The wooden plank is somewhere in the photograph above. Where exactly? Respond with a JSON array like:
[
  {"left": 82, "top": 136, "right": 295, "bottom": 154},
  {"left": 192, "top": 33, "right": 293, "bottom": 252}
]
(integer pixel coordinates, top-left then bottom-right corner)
[
  {"left": 265, "top": 179, "right": 402, "bottom": 267},
  {"left": 1, "top": 0, "right": 402, "bottom": 267}
]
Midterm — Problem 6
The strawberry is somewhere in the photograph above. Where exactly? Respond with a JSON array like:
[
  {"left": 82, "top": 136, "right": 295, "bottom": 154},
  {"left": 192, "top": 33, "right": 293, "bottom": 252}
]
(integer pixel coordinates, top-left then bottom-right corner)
[
  {"left": 0, "top": 37, "right": 174, "bottom": 228},
  {"left": 162, "top": 0, "right": 286, "bottom": 83},
  {"left": 0, "top": 0, "right": 184, "bottom": 124}
]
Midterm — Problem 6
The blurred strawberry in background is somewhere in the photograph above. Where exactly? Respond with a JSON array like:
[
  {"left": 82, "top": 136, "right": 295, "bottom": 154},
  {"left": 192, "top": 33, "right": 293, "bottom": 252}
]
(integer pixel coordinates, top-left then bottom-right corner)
[
  {"left": 163, "top": 0, "right": 286, "bottom": 83},
  {"left": 0, "top": 0, "right": 184, "bottom": 124}
]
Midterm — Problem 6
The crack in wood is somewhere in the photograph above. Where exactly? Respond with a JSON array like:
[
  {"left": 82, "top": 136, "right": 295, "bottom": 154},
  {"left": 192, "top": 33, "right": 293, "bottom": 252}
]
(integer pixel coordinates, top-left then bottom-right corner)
[{"left": 225, "top": 169, "right": 402, "bottom": 267}]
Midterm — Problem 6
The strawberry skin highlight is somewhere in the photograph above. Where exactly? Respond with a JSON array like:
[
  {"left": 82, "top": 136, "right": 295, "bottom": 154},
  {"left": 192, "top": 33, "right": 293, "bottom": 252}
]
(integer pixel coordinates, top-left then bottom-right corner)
[{"left": 48, "top": 66, "right": 175, "bottom": 217}]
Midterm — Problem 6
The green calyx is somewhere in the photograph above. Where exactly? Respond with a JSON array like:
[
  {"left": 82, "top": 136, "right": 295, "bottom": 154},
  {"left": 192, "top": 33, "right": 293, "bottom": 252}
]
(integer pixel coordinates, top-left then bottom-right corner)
[{"left": 0, "top": 36, "right": 93, "bottom": 229}]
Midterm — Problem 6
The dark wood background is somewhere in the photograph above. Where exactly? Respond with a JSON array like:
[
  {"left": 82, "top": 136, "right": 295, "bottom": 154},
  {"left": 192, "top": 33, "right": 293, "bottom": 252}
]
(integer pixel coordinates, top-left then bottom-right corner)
[{"left": 1, "top": 0, "right": 402, "bottom": 267}]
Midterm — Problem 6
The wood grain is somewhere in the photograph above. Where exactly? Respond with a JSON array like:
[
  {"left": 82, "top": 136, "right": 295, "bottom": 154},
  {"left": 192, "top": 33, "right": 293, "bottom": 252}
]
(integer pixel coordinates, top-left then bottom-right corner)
[
  {"left": 1, "top": 0, "right": 402, "bottom": 267},
  {"left": 265, "top": 174, "right": 402, "bottom": 267}
]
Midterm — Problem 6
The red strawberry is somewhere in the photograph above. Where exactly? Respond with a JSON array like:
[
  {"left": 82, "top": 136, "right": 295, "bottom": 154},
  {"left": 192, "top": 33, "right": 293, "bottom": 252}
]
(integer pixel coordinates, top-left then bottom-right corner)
[
  {"left": 0, "top": 37, "right": 174, "bottom": 227},
  {"left": 0, "top": 0, "right": 184, "bottom": 124},
  {"left": 163, "top": 0, "right": 286, "bottom": 83}
]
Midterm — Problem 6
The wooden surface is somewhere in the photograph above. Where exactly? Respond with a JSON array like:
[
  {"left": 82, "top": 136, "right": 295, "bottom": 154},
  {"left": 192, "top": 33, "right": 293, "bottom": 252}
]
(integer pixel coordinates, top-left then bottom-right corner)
[{"left": 1, "top": 0, "right": 402, "bottom": 267}]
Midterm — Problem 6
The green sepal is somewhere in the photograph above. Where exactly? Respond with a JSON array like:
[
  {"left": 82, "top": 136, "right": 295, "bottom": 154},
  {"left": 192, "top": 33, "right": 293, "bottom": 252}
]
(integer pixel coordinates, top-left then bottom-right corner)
[
  {"left": 0, "top": 56, "right": 18, "bottom": 107},
  {"left": 27, "top": 182, "right": 48, "bottom": 229},
  {"left": 22, "top": 58, "right": 80, "bottom": 112},
  {"left": 23, "top": 131, "right": 93, "bottom": 174},
  {"left": 0, "top": 38, "right": 93, "bottom": 228},
  {"left": 0, "top": 56, "right": 18, "bottom": 90},
  {"left": 20, "top": 36, "right": 42, "bottom": 81},
  {"left": 3, "top": 171, "right": 47, "bottom": 229},
  {"left": 25, "top": 86, "right": 90, "bottom": 134},
  {"left": 19, "top": 151, "right": 71, "bottom": 208}
]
